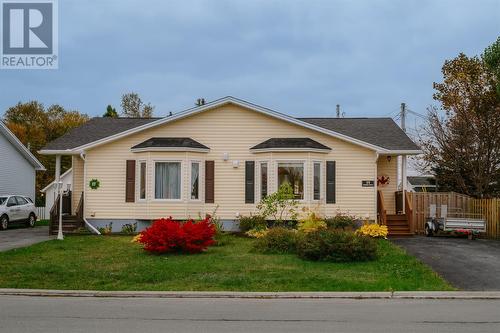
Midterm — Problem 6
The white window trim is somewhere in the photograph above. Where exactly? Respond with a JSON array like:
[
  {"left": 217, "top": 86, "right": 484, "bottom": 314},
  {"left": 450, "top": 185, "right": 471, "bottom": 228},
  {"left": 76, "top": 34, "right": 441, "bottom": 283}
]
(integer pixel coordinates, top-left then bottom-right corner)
[
  {"left": 275, "top": 159, "right": 307, "bottom": 202},
  {"left": 153, "top": 160, "right": 184, "bottom": 202},
  {"left": 136, "top": 160, "right": 147, "bottom": 202},
  {"left": 189, "top": 160, "right": 202, "bottom": 202},
  {"left": 257, "top": 160, "right": 269, "bottom": 202},
  {"left": 312, "top": 160, "right": 323, "bottom": 202}
]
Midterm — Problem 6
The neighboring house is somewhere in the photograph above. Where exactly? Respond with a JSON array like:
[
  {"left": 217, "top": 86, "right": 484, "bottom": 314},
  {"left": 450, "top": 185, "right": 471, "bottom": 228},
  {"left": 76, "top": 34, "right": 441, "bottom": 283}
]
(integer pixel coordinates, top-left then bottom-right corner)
[
  {"left": 0, "top": 121, "right": 45, "bottom": 200},
  {"left": 40, "top": 96, "right": 420, "bottom": 232},
  {"left": 40, "top": 168, "right": 73, "bottom": 218},
  {"left": 407, "top": 176, "right": 437, "bottom": 192}
]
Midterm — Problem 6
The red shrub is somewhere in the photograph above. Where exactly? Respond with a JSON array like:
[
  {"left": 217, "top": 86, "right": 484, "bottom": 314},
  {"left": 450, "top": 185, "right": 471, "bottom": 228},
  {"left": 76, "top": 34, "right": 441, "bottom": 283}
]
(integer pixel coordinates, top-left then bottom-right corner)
[{"left": 138, "top": 217, "right": 216, "bottom": 254}]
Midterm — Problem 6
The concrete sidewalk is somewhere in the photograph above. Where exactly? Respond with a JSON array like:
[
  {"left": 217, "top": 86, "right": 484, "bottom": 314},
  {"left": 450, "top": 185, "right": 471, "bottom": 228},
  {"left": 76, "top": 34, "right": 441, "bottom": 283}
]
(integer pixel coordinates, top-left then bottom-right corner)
[{"left": 1, "top": 289, "right": 500, "bottom": 299}]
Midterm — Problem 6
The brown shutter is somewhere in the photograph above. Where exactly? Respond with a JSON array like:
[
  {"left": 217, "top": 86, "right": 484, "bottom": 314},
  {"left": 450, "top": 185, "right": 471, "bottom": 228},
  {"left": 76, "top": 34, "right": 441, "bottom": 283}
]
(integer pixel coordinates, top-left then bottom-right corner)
[
  {"left": 245, "top": 161, "right": 255, "bottom": 204},
  {"left": 126, "top": 160, "right": 136, "bottom": 202},
  {"left": 326, "top": 161, "right": 336, "bottom": 204},
  {"left": 205, "top": 160, "right": 215, "bottom": 203}
]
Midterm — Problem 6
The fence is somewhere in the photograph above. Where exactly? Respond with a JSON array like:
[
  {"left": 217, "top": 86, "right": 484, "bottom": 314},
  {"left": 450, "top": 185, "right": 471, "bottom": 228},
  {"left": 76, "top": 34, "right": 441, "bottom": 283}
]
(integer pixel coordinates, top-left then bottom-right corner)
[
  {"left": 408, "top": 192, "right": 473, "bottom": 234},
  {"left": 471, "top": 199, "right": 500, "bottom": 238},
  {"left": 36, "top": 206, "right": 47, "bottom": 221},
  {"left": 407, "top": 192, "right": 500, "bottom": 238}
]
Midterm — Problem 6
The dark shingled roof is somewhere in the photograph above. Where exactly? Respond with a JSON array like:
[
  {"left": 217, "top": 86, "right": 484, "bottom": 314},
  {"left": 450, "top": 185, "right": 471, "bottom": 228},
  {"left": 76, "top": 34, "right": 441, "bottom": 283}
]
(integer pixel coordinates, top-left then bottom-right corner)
[
  {"left": 42, "top": 115, "right": 419, "bottom": 152},
  {"left": 43, "top": 117, "right": 160, "bottom": 150},
  {"left": 132, "top": 137, "right": 209, "bottom": 150},
  {"left": 298, "top": 118, "right": 419, "bottom": 151},
  {"left": 250, "top": 138, "right": 331, "bottom": 151},
  {"left": 407, "top": 176, "right": 436, "bottom": 186}
]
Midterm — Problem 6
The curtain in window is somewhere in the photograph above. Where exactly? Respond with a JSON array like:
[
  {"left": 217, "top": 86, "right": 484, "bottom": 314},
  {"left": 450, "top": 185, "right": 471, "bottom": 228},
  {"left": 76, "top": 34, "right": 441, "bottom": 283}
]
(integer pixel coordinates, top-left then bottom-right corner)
[
  {"left": 191, "top": 162, "right": 199, "bottom": 199},
  {"left": 155, "top": 162, "right": 181, "bottom": 199}
]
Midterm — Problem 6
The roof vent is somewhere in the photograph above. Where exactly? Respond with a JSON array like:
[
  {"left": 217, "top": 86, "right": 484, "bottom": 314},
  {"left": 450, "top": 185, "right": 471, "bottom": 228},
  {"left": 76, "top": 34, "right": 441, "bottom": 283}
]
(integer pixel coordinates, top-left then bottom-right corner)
[{"left": 196, "top": 98, "right": 206, "bottom": 106}]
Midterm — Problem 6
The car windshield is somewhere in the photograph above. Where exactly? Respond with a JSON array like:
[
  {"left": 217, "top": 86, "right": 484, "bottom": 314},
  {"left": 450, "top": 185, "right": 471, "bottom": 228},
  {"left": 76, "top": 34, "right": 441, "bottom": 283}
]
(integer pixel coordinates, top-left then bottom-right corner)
[{"left": 0, "top": 197, "right": 7, "bottom": 205}]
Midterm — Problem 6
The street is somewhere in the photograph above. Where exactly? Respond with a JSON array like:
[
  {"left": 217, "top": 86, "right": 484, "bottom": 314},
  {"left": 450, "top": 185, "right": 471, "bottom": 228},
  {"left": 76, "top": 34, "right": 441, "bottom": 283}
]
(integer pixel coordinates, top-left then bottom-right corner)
[{"left": 0, "top": 296, "right": 499, "bottom": 333}]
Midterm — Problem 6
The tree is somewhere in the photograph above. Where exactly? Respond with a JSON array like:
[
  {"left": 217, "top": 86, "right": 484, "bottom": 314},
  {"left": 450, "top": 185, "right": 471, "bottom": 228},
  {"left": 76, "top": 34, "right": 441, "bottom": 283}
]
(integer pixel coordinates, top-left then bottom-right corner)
[
  {"left": 3, "top": 102, "right": 89, "bottom": 204},
  {"left": 420, "top": 49, "right": 500, "bottom": 198},
  {"left": 483, "top": 36, "right": 500, "bottom": 97},
  {"left": 120, "top": 92, "right": 154, "bottom": 118},
  {"left": 103, "top": 105, "right": 118, "bottom": 118}
]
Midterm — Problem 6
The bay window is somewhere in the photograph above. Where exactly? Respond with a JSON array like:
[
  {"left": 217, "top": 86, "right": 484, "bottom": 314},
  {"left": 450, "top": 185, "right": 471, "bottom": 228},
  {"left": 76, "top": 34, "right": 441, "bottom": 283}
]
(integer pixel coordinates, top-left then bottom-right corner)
[
  {"left": 155, "top": 162, "right": 181, "bottom": 200},
  {"left": 139, "top": 161, "right": 146, "bottom": 200},
  {"left": 260, "top": 162, "right": 268, "bottom": 199},
  {"left": 313, "top": 162, "right": 321, "bottom": 200},
  {"left": 277, "top": 162, "right": 304, "bottom": 200},
  {"left": 191, "top": 162, "right": 200, "bottom": 200}
]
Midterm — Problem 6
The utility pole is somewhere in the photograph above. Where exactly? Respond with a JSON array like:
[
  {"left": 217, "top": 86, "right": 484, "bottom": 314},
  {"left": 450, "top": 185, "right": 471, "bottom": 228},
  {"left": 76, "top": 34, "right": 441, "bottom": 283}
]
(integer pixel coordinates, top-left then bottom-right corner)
[
  {"left": 401, "top": 102, "right": 406, "bottom": 132},
  {"left": 400, "top": 102, "right": 407, "bottom": 214},
  {"left": 336, "top": 104, "right": 340, "bottom": 118}
]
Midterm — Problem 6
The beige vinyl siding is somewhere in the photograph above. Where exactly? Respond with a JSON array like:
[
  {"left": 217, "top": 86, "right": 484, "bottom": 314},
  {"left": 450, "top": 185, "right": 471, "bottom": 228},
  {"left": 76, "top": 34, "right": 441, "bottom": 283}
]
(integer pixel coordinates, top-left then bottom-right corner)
[
  {"left": 377, "top": 155, "right": 398, "bottom": 214},
  {"left": 71, "top": 156, "right": 84, "bottom": 215},
  {"left": 83, "top": 104, "right": 378, "bottom": 220}
]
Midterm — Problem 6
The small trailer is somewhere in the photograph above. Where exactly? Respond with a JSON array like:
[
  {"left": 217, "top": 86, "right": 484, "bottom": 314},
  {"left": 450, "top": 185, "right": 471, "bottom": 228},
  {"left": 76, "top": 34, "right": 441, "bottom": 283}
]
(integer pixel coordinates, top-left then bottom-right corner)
[{"left": 424, "top": 204, "right": 486, "bottom": 239}]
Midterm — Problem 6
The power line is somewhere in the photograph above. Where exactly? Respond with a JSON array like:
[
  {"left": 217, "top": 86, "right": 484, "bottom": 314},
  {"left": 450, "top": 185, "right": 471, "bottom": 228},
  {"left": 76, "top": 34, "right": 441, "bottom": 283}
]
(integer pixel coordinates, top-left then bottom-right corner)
[{"left": 406, "top": 109, "right": 426, "bottom": 119}]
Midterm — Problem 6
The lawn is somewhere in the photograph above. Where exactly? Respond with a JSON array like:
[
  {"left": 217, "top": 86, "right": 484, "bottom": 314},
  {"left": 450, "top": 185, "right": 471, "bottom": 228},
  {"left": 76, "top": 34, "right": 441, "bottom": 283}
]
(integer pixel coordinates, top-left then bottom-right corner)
[{"left": 0, "top": 235, "right": 453, "bottom": 291}]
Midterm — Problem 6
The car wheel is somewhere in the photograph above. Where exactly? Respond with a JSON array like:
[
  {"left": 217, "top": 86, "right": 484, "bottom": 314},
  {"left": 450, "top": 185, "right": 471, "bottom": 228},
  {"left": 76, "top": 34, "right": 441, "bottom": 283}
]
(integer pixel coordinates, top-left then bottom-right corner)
[
  {"left": 425, "top": 224, "right": 433, "bottom": 237},
  {"left": 0, "top": 215, "right": 8, "bottom": 230},
  {"left": 27, "top": 213, "right": 36, "bottom": 228}
]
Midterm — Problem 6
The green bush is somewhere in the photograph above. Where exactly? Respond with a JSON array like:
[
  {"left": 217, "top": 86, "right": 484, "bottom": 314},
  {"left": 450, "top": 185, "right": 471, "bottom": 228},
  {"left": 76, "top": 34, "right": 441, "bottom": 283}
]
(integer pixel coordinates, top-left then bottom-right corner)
[
  {"left": 254, "top": 227, "right": 299, "bottom": 254},
  {"left": 297, "top": 229, "right": 378, "bottom": 262},
  {"left": 325, "top": 214, "right": 357, "bottom": 230},
  {"left": 239, "top": 215, "right": 267, "bottom": 232}
]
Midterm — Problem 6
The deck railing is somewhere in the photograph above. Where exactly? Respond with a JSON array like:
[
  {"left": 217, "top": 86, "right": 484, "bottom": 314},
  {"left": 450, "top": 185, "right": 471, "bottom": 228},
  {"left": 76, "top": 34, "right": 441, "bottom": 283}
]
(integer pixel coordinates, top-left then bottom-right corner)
[
  {"left": 377, "top": 190, "right": 387, "bottom": 225},
  {"left": 404, "top": 191, "right": 414, "bottom": 234}
]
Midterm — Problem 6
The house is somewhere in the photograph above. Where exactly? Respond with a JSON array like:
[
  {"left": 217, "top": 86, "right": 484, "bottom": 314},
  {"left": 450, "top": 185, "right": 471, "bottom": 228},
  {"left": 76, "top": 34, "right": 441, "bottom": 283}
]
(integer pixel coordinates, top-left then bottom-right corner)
[
  {"left": 40, "top": 168, "right": 73, "bottom": 219},
  {"left": 0, "top": 121, "right": 45, "bottom": 200},
  {"left": 407, "top": 176, "right": 436, "bottom": 192},
  {"left": 39, "top": 97, "right": 420, "bottom": 234}
]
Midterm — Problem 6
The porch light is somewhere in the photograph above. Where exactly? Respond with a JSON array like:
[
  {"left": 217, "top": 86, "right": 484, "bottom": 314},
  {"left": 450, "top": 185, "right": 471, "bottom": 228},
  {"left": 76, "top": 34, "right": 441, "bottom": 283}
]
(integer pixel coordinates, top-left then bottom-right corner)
[
  {"left": 223, "top": 152, "right": 229, "bottom": 161},
  {"left": 387, "top": 155, "right": 392, "bottom": 162},
  {"left": 232, "top": 160, "right": 239, "bottom": 168}
]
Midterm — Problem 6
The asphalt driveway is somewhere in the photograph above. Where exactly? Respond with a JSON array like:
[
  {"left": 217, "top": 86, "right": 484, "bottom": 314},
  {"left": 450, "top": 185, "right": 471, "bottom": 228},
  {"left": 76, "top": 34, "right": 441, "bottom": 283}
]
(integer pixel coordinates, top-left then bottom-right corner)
[
  {"left": 393, "top": 236, "right": 500, "bottom": 291},
  {"left": 0, "top": 226, "right": 52, "bottom": 252}
]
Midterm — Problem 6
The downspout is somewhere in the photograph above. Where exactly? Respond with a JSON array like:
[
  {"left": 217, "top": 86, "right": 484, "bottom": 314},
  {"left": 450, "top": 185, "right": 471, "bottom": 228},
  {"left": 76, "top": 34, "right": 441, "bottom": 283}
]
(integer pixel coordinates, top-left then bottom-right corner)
[
  {"left": 374, "top": 152, "right": 379, "bottom": 222},
  {"left": 80, "top": 151, "right": 101, "bottom": 235}
]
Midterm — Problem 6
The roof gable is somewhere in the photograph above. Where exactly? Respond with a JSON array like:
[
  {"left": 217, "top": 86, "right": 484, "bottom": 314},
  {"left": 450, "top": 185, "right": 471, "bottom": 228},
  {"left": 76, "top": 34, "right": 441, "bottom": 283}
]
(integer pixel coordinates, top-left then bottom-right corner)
[
  {"left": 40, "top": 96, "right": 420, "bottom": 154},
  {"left": 0, "top": 121, "right": 45, "bottom": 170}
]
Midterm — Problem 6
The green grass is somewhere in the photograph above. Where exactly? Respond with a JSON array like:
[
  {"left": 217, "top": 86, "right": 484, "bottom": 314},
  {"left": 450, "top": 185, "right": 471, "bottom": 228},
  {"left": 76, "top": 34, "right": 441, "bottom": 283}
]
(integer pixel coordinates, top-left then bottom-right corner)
[
  {"left": 0, "top": 235, "right": 453, "bottom": 291},
  {"left": 36, "top": 219, "right": 49, "bottom": 226}
]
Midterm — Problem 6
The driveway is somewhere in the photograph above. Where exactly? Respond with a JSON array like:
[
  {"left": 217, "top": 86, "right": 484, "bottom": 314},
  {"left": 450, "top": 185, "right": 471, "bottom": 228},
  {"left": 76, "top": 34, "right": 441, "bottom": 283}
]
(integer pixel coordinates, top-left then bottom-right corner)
[
  {"left": 392, "top": 236, "right": 500, "bottom": 291},
  {"left": 0, "top": 226, "right": 52, "bottom": 252}
]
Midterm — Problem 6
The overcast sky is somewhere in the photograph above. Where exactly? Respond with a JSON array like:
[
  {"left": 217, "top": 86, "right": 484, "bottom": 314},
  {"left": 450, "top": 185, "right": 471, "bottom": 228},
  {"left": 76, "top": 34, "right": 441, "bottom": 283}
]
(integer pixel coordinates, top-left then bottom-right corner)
[{"left": 1, "top": 0, "right": 498, "bottom": 130}]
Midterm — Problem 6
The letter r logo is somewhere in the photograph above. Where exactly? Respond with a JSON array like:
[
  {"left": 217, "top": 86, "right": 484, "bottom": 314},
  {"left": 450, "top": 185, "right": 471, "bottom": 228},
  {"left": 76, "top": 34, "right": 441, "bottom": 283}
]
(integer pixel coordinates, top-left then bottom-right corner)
[{"left": 2, "top": 2, "right": 53, "bottom": 54}]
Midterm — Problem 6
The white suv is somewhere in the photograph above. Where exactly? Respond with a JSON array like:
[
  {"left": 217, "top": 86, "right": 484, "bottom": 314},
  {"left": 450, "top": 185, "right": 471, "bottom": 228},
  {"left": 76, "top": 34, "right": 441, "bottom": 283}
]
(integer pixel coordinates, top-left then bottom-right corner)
[{"left": 0, "top": 195, "right": 37, "bottom": 230}]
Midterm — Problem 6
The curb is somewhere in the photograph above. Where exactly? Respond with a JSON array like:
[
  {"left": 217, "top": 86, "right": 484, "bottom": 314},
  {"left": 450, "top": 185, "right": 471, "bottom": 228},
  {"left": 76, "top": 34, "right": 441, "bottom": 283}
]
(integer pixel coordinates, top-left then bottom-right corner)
[{"left": 1, "top": 289, "right": 500, "bottom": 299}]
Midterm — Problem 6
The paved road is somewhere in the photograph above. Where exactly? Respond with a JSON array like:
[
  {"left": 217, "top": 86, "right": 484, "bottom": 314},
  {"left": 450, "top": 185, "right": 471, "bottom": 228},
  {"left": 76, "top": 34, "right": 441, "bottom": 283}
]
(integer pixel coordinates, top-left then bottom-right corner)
[
  {"left": 0, "top": 296, "right": 499, "bottom": 333},
  {"left": 0, "top": 226, "right": 51, "bottom": 252},
  {"left": 393, "top": 236, "right": 500, "bottom": 290}
]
